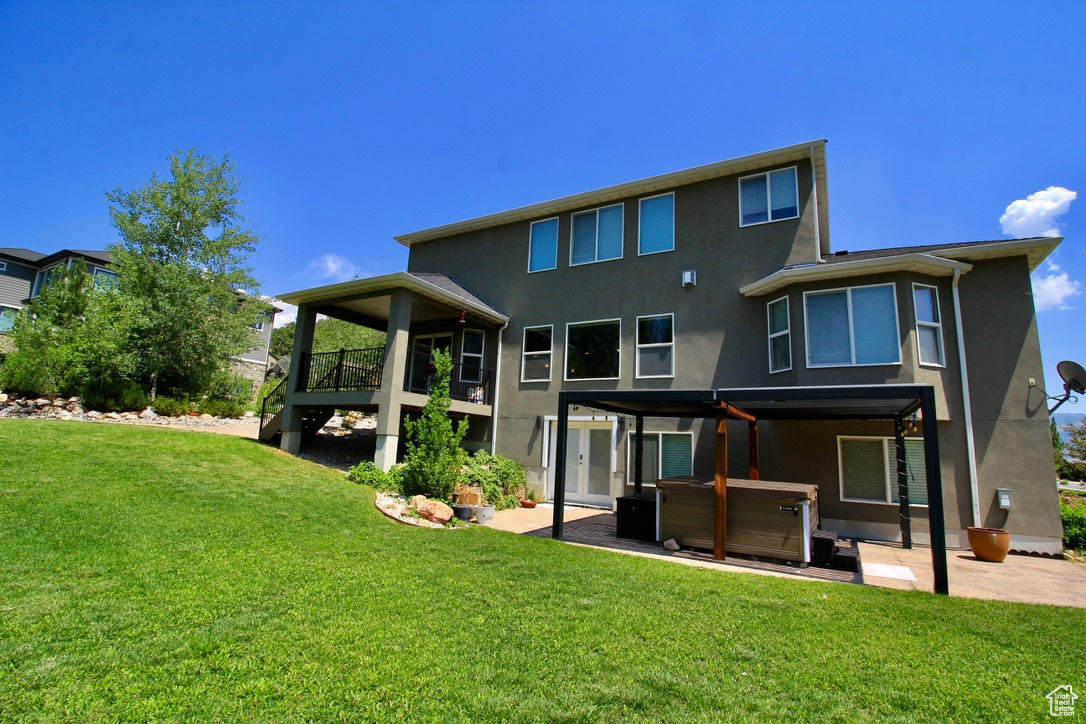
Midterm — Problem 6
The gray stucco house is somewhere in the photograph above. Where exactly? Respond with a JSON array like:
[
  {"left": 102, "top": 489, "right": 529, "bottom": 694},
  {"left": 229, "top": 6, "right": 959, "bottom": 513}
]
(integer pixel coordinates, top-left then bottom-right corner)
[
  {"left": 270, "top": 140, "right": 1063, "bottom": 554},
  {"left": 0, "top": 247, "right": 277, "bottom": 389}
]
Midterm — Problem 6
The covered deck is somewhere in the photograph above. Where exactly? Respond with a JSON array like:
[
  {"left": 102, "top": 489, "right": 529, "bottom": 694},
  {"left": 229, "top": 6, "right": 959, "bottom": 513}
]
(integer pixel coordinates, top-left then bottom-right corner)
[{"left": 266, "top": 272, "right": 508, "bottom": 468}]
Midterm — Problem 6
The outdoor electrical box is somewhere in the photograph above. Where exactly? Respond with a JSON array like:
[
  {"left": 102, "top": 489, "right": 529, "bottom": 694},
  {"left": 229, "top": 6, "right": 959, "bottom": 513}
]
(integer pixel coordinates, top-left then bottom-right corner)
[{"left": 996, "top": 488, "right": 1012, "bottom": 510}]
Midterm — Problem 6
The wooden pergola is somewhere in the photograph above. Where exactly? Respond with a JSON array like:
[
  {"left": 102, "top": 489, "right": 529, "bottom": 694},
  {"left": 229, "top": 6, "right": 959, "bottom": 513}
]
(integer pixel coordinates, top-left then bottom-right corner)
[{"left": 550, "top": 384, "right": 949, "bottom": 595}]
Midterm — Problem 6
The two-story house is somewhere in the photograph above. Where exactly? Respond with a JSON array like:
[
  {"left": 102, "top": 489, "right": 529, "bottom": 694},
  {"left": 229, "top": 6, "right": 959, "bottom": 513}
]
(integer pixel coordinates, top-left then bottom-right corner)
[
  {"left": 269, "top": 140, "right": 1063, "bottom": 555},
  {"left": 0, "top": 247, "right": 277, "bottom": 392}
]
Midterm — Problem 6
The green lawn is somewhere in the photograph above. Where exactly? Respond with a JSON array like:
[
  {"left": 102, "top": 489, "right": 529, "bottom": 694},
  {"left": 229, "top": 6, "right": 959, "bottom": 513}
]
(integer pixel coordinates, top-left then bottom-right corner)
[{"left": 0, "top": 420, "right": 1082, "bottom": 721}]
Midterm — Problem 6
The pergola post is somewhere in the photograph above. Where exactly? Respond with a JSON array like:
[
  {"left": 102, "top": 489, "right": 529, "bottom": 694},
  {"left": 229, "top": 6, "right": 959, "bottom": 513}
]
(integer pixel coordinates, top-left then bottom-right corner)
[
  {"left": 748, "top": 420, "right": 759, "bottom": 480},
  {"left": 552, "top": 392, "right": 570, "bottom": 540},
  {"left": 634, "top": 414, "right": 644, "bottom": 495},
  {"left": 714, "top": 411, "right": 728, "bottom": 560},
  {"left": 894, "top": 416, "right": 912, "bottom": 549},
  {"left": 920, "top": 388, "right": 949, "bottom": 595}
]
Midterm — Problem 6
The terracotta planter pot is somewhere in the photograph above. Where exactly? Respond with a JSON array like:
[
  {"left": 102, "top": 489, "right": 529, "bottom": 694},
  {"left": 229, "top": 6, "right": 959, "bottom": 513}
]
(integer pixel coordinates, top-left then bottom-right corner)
[
  {"left": 520, "top": 499, "right": 538, "bottom": 509},
  {"left": 967, "top": 526, "right": 1010, "bottom": 562}
]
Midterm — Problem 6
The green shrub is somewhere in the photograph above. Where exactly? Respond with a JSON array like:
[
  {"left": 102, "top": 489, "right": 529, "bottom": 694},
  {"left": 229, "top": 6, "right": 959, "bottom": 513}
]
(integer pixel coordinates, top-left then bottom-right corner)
[
  {"left": 386, "top": 464, "right": 404, "bottom": 494},
  {"left": 1061, "top": 493, "right": 1086, "bottom": 551},
  {"left": 82, "top": 381, "right": 148, "bottom": 412},
  {"left": 199, "top": 398, "right": 246, "bottom": 418},
  {"left": 347, "top": 461, "right": 388, "bottom": 489},
  {"left": 400, "top": 349, "right": 468, "bottom": 501},
  {"left": 465, "top": 450, "right": 527, "bottom": 510},
  {"left": 151, "top": 395, "right": 193, "bottom": 417}
]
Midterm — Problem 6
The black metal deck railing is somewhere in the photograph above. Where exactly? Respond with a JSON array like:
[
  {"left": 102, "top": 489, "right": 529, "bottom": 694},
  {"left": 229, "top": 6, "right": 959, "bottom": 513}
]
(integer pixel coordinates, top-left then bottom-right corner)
[
  {"left": 301, "top": 347, "right": 385, "bottom": 392},
  {"left": 404, "top": 350, "right": 493, "bottom": 405},
  {"left": 260, "top": 376, "right": 287, "bottom": 430}
]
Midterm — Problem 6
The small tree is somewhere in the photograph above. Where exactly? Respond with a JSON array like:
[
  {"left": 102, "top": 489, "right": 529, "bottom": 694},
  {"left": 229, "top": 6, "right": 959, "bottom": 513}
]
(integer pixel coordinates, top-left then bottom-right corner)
[
  {"left": 1053, "top": 419, "right": 1072, "bottom": 480},
  {"left": 1063, "top": 418, "right": 1086, "bottom": 481},
  {"left": 400, "top": 348, "right": 468, "bottom": 501}
]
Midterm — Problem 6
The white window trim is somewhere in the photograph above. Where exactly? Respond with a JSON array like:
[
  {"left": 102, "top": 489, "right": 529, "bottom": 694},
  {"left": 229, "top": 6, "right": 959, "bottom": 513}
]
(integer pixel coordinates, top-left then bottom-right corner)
[
  {"left": 637, "top": 192, "right": 675, "bottom": 256},
  {"left": 738, "top": 166, "right": 800, "bottom": 227},
  {"left": 635, "top": 312, "right": 675, "bottom": 379},
  {"left": 803, "top": 282, "right": 901, "bottom": 368},
  {"left": 569, "top": 203, "right": 624, "bottom": 267},
  {"left": 251, "top": 318, "right": 265, "bottom": 331},
  {"left": 0, "top": 261, "right": 6, "bottom": 272},
  {"left": 520, "top": 324, "right": 553, "bottom": 383},
  {"left": 527, "top": 216, "right": 559, "bottom": 274},
  {"left": 767, "top": 295, "right": 791, "bottom": 374},
  {"left": 460, "top": 328, "right": 485, "bottom": 374},
  {"left": 912, "top": 283, "right": 946, "bottom": 368},
  {"left": 837, "top": 435, "right": 929, "bottom": 507},
  {"left": 626, "top": 430, "right": 695, "bottom": 486},
  {"left": 564, "top": 318, "right": 622, "bottom": 382}
]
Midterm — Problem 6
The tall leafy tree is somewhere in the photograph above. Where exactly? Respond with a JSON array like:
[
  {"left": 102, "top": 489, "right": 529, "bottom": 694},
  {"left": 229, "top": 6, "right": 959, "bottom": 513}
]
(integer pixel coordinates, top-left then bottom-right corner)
[
  {"left": 1063, "top": 418, "right": 1086, "bottom": 481},
  {"left": 106, "top": 150, "right": 261, "bottom": 398}
]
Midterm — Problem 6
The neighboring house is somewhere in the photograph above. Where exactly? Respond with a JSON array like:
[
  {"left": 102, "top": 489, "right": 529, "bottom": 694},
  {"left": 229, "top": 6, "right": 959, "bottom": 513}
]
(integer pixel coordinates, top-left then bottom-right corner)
[
  {"left": 271, "top": 139, "right": 1063, "bottom": 554},
  {"left": 0, "top": 247, "right": 277, "bottom": 390}
]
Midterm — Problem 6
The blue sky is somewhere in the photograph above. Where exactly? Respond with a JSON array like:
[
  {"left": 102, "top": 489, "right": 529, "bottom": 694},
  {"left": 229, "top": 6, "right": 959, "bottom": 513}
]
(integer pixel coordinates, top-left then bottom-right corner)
[{"left": 2, "top": 1, "right": 1084, "bottom": 409}]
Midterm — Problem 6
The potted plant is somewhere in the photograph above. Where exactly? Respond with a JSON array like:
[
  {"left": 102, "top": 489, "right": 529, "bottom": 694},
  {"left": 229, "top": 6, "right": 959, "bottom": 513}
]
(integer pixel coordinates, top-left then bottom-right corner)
[
  {"left": 520, "top": 485, "right": 542, "bottom": 508},
  {"left": 967, "top": 526, "right": 1010, "bottom": 562},
  {"left": 450, "top": 492, "right": 475, "bottom": 523}
]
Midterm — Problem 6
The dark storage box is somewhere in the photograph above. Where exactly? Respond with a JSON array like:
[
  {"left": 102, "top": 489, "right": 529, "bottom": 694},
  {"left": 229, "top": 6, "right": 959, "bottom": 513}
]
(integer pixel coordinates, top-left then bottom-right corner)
[{"left": 616, "top": 493, "right": 657, "bottom": 541}]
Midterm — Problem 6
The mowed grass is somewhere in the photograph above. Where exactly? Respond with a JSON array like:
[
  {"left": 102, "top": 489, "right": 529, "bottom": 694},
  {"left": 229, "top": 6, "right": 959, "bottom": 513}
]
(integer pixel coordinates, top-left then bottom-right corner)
[{"left": 0, "top": 421, "right": 1082, "bottom": 721}]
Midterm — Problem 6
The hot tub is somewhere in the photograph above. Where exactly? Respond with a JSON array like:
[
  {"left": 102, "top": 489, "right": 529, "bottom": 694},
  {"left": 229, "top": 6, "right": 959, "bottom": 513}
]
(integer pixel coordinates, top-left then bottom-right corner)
[{"left": 656, "top": 477, "right": 819, "bottom": 564}]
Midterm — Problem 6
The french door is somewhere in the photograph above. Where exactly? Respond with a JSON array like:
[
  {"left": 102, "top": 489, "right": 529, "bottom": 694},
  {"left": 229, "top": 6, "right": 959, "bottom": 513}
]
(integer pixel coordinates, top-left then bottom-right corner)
[{"left": 548, "top": 421, "right": 614, "bottom": 507}]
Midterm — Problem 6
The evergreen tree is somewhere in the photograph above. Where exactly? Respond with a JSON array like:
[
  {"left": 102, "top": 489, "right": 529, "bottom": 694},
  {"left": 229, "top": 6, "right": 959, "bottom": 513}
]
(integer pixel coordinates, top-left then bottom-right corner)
[
  {"left": 1063, "top": 418, "right": 1086, "bottom": 481},
  {"left": 400, "top": 348, "right": 468, "bottom": 501}
]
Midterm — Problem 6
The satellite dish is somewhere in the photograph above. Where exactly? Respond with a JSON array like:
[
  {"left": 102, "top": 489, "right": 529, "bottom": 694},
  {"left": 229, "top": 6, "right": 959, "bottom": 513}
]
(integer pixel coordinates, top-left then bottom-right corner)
[{"left": 1058, "top": 360, "right": 1086, "bottom": 395}]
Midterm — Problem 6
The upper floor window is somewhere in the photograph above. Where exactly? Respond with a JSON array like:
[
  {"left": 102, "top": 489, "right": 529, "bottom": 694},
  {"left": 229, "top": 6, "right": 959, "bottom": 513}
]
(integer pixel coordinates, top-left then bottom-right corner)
[
  {"left": 566, "top": 319, "right": 620, "bottom": 380},
  {"left": 250, "top": 316, "right": 265, "bottom": 331},
  {"left": 528, "top": 217, "right": 559, "bottom": 273},
  {"left": 739, "top": 167, "right": 799, "bottom": 226},
  {"left": 636, "top": 313, "right": 674, "bottom": 378},
  {"left": 461, "top": 329, "right": 485, "bottom": 383},
  {"left": 913, "top": 284, "right": 945, "bottom": 367},
  {"left": 767, "top": 296, "right": 791, "bottom": 373},
  {"left": 93, "top": 268, "right": 119, "bottom": 290},
  {"left": 33, "top": 264, "right": 64, "bottom": 296},
  {"left": 804, "top": 283, "right": 900, "bottom": 367},
  {"left": 521, "top": 325, "right": 552, "bottom": 382},
  {"left": 571, "top": 204, "right": 623, "bottom": 266},
  {"left": 839, "top": 436, "right": 928, "bottom": 506},
  {"left": 0, "top": 261, "right": 7, "bottom": 272},
  {"left": 638, "top": 193, "right": 674, "bottom": 255}
]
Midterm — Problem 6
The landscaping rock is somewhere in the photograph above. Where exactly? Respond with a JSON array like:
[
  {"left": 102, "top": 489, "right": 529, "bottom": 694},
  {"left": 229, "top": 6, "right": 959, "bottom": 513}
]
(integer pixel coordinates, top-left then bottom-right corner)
[
  {"left": 663, "top": 538, "right": 680, "bottom": 551},
  {"left": 139, "top": 407, "right": 158, "bottom": 419},
  {"left": 0, "top": 393, "right": 7, "bottom": 403},
  {"left": 103, "top": 412, "right": 121, "bottom": 420},
  {"left": 86, "top": 410, "right": 102, "bottom": 418},
  {"left": 416, "top": 499, "right": 454, "bottom": 525}
]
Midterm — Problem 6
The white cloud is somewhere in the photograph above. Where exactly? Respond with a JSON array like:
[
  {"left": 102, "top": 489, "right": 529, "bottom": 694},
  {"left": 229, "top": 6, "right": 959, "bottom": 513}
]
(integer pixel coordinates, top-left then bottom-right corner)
[
  {"left": 1000, "top": 186, "right": 1076, "bottom": 238},
  {"left": 306, "top": 253, "right": 360, "bottom": 282},
  {"left": 1033, "top": 261, "right": 1082, "bottom": 311},
  {"left": 271, "top": 300, "right": 297, "bottom": 327}
]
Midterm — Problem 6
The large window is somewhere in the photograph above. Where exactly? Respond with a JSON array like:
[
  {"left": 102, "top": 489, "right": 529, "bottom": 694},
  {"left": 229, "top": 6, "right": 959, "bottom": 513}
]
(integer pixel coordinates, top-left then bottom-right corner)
[
  {"left": 0, "top": 305, "right": 18, "bottom": 334},
  {"left": 628, "top": 432, "right": 693, "bottom": 484},
  {"left": 913, "top": 284, "right": 945, "bottom": 367},
  {"left": 33, "top": 264, "right": 64, "bottom": 296},
  {"left": 638, "top": 193, "right": 674, "bottom": 255},
  {"left": 838, "top": 436, "right": 928, "bottom": 505},
  {"left": 93, "top": 267, "right": 119, "bottom": 290},
  {"left": 804, "top": 283, "right": 900, "bottom": 367},
  {"left": 565, "top": 319, "right": 620, "bottom": 380},
  {"left": 739, "top": 167, "right": 799, "bottom": 226},
  {"left": 521, "top": 325, "right": 552, "bottom": 382},
  {"left": 571, "top": 204, "right": 623, "bottom": 265},
  {"left": 460, "top": 330, "right": 484, "bottom": 383},
  {"left": 767, "top": 296, "right": 791, "bottom": 373},
  {"left": 636, "top": 313, "right": 674, "bottom": 378},
  {"left": 528, "top": 217, "right": 559, "bottom": 273}
]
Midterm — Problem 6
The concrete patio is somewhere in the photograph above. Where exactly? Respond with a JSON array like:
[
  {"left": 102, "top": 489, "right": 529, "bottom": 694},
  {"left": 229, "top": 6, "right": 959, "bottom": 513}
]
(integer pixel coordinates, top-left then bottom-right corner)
[{"left": 489, "top": 504, "right": 1086, "bottom": 608}]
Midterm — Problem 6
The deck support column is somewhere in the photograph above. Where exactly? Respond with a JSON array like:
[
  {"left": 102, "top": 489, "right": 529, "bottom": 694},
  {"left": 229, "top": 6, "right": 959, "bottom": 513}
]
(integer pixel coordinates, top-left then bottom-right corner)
[
  {"left": 374, "top": 289, "right": 412, "bottom": 471},
  {"left": 634, "top": 415, "right": 644, "bottom": 495},
  {"left": 921, "top": 389, "right": 949, "bottom": 595},
  {"left": 714, "top": 412, "right": 728, "bottom": 561},
  {"left": 552, "top": 392, "right": 570, "bottom": 540},
  {"left": 281, "top": 303, "right": 318, "bottom": 454},
  {"left": 748, "top": 420, "right": 759, "bottom": 480}
]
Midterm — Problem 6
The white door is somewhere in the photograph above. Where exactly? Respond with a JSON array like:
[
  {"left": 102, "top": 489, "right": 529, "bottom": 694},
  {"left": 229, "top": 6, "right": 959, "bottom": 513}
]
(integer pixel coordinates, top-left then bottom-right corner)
[{"left": 548, "top": 421, "right": 614, "bottom": 507}]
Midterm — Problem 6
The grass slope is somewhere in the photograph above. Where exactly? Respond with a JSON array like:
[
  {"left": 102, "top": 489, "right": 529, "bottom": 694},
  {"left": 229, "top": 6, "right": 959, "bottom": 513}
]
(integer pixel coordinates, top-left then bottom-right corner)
[{"left": 0, "top": 420, "right": 1082, "bottom": 721}]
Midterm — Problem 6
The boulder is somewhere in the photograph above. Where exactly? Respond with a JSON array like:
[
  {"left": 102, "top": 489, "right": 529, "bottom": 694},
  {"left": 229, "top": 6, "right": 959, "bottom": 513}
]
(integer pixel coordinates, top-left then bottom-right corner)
[
  {"left": 86, "top": 410, "right": 102, "bottom": 418},
  {"left": 416, "top": 499, "right": 454, "bottom": 525},
  {"left": 33, "top": 398, "right": 49, "bottom": 408},
  {"left": 0, "top": 393, "right": 7, "bottom": 403},
  {"left": 57, "top": 410, "right": 73, "bottom": 420},
  {"left": 200, "top": 413, "right": 214, "bottom": 420},
  {"left": 139, "top": 407, "right": 158, "bottom": 420},
  {"left": 663, "top": 538, "right": 681, "bottom": 551},
  {"left": 410, "top": 494, "right": 428, "bottom": 509},
  {"left": 66, "top": 403, "right": 85, "bottom": 414},
  {"left": 103, "top": 412, "right": 121, "bottom": 420}
]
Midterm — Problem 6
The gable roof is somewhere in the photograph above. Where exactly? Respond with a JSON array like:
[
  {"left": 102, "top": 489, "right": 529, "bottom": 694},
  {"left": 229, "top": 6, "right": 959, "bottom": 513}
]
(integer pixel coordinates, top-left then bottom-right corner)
[
  {"left": 35, "top": 249, "right": 113, "bottom": 267},
  {"left": 0, "top": 248, "right": 46, "bottom": 264},
  {"left": 739, "top": 237, "right": 1059, "bottom": 297},
  {"left": 394, "top": 140, "right": 830, "bottom": 254}
]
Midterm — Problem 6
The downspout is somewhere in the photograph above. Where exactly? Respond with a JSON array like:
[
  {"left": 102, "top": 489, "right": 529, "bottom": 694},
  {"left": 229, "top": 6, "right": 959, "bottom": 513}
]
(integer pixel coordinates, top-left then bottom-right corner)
[
  {"left": 489, "top": 320, "right": 509, "bottom": 454},
  {"left": 951, "top": 267, "right": 982, "bottom": 528},
  {"left": 810, "top": 144, "right": 822, "bottom": 262}
]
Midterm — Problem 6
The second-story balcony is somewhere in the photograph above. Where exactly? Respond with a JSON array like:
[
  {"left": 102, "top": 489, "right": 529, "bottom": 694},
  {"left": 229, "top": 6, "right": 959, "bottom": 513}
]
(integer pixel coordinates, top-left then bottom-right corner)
[{"left": 296, "top": 346, "right": 494, "bottom": 406}]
